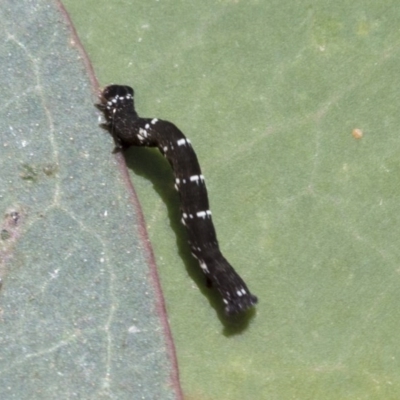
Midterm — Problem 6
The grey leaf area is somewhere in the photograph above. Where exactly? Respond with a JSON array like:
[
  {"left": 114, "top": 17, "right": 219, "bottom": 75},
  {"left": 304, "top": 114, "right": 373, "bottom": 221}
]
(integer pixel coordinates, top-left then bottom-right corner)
[{"left": 0, "top": 1, "right": 178, "bottom": 399}]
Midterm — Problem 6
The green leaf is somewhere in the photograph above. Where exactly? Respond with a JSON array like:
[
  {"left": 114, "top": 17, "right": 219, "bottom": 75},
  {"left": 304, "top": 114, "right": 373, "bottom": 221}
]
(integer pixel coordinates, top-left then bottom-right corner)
[
  {"left": 64, "top": 0, "right": 400, "bottom": 399},
  {"left": 0, "top": 1, "right": 180, "bottom": 399}
]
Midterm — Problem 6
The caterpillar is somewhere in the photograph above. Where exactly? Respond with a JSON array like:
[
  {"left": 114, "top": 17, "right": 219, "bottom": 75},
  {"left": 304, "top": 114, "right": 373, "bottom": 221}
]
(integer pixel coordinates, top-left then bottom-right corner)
[{"left": 97, "top": 85, "right": 257, "bottom": 315}]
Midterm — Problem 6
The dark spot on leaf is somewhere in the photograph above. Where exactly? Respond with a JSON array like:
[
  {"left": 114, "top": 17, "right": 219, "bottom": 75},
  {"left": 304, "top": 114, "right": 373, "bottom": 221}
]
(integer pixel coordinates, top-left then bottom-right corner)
[
  {"left": 1, "top": 229, "right": 10, "bottom": 240},
  {"left": 43, "top": 163, "right": 58, "bottom": 176},
  {"left": 9, "top": 211, "right": 19, "bottom": 225},
  {"left": 20, "top": 163, "right": 39, "bottom": 181}
]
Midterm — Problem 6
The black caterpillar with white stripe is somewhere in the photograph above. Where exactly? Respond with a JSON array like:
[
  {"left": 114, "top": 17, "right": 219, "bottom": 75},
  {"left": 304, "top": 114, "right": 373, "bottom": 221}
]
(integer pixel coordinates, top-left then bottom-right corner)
[{"left": 97, "top": 85, "right": 257, "bottom": 315}]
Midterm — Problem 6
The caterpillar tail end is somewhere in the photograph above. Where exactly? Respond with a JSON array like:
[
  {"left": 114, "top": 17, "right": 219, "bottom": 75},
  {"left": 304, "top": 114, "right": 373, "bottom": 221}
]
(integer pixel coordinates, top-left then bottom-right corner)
[
  {"left": 224, "top": 290, "right": 258, "bottom": 316},
  {"left": 203, "top": 254, "right": 258, "bottom": 316}
]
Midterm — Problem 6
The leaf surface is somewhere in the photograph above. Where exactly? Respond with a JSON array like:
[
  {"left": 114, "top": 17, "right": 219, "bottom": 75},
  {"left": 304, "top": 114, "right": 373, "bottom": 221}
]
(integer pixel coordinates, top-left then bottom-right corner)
[
  {"left": 66, "top": 0, "right": 400, "bottom": 398},
  {"left": 0, "top": 1, "right": 180, "bottom": 399}
]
